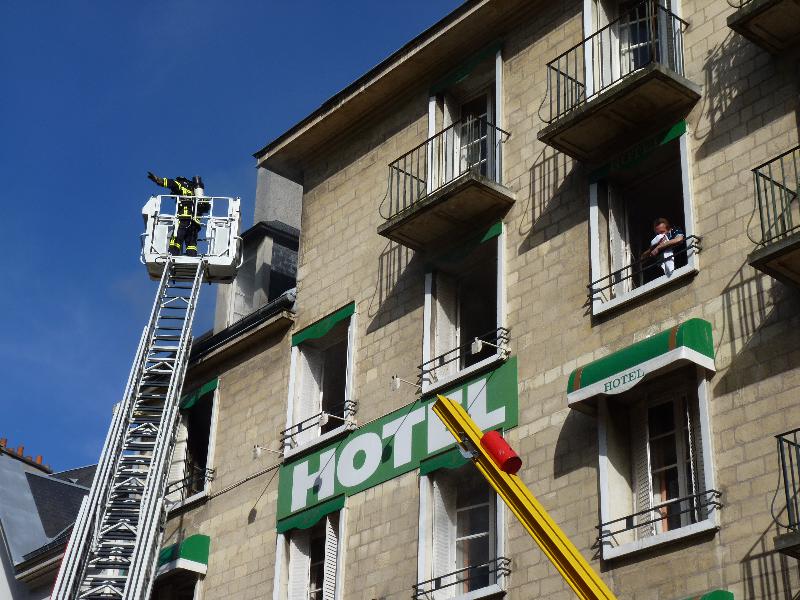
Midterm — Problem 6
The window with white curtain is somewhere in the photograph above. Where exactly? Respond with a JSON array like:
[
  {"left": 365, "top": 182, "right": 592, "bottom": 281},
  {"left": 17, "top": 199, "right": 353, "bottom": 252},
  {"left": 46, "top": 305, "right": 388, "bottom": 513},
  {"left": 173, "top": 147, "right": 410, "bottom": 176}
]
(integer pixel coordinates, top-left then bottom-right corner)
[
  {"left": 286, "top": 315, "right": 355, "bottom": 450},
  {"left": 423, "top": 232, "right": 505, "bottom": 391},
  {"left": 597, "top": 366, "right": 718, "bottom": 559},
  {"left": 424, "top": 465, "right": 499, "bottom": 598},
  {"left": 287, "top": 513, "right": 340, "bottom": 600}
]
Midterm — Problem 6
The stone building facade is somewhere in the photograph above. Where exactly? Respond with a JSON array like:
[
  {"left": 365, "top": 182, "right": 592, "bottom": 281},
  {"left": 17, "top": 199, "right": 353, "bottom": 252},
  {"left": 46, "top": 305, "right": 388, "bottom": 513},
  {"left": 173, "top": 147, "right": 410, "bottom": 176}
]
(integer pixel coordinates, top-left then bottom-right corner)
[{"left": 158, "top": 0, "right": 800, "bottom": 599}]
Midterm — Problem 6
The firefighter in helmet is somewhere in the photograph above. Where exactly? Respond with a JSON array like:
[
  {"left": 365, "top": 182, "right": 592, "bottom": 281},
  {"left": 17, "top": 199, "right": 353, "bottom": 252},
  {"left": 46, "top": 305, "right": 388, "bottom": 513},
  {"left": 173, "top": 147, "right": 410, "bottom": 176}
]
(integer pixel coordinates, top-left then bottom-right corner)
[{"left": 147, "top": 172, "right": 208, "bottom": 256}]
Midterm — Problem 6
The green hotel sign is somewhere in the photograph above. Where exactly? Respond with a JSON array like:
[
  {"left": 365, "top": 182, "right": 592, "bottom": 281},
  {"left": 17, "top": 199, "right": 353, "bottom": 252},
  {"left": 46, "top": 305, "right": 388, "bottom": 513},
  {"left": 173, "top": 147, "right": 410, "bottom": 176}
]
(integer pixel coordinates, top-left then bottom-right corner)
[{"left": 276, "top": 358, "right": 518, "bottom": 527}]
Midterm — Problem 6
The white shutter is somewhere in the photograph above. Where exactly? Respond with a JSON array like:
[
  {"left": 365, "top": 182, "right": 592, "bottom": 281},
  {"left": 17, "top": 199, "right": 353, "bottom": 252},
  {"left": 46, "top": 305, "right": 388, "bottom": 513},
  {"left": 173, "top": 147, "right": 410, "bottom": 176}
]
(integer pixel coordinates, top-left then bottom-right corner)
[
  {"left": 288, "top": 530, "right": 311, "bottom": 600},
  {"left": 322, "top": 514, "right": 339, "bottom": 600},
  {"left": 166, "top": 416, "right": 188, "bottom": 503},
  {"left": 688, "top": 397, "right": 706, "bottom": 521},
  {"left": 630, "top": 402, "right": 655, "bottom": 539},
  {"left": 434, "top": 273, "right": 459, "bottom": 381},
  {"left": 443, "top": 94, "right": 460, "bottom": 185},
  {"left": 295, "top": 348, "right": 323, "bottom": 445},
  {"left": 432, "top": 477, "right": 456, "bottom": 600},
  {"left": 608, "top": 186, "right": 631, "bottom": 297}
]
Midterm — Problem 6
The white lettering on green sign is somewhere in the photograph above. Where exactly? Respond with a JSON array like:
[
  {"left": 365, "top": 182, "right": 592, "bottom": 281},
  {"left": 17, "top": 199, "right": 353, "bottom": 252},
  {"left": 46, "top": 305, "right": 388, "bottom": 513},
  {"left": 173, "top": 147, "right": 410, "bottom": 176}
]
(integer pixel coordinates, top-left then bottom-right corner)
[{"left": 278, "top": 359, "right": 518, "bottom": 521}]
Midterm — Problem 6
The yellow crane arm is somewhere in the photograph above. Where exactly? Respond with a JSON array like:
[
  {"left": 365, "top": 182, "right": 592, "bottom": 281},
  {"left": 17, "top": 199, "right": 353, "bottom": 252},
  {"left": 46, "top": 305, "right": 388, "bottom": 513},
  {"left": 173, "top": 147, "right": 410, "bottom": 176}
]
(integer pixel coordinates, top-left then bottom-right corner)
[{"left": 432, "top": 394, "right": 618, "bottom": 600}]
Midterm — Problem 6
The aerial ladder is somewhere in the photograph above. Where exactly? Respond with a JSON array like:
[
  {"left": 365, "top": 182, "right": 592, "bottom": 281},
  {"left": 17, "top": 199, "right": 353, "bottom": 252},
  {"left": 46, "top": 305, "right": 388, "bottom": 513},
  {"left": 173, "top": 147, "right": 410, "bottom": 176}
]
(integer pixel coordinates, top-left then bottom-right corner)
[{"left": 51, "top": 189, "right": 241, "bottom": 600}]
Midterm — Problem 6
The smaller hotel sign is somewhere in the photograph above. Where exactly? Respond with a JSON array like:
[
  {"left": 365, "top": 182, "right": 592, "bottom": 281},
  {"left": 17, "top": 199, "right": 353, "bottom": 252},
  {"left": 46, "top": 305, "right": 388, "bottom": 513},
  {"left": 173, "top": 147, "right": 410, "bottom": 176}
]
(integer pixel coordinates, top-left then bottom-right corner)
[{"left": 276, "top": 359, "right": 518, "bottom": 523}]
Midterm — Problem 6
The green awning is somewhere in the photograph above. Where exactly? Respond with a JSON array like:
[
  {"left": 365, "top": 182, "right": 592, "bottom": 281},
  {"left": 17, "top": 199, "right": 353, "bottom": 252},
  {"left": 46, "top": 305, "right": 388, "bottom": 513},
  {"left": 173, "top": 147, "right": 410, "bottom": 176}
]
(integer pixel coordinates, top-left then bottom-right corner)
[
  {"left": 180, "top": 379, "right": 218, "bottom": 410},
  {"left": 276, "top": 495, "right": 345, "bottom": 534},
  {"left": 567, "top": 318, "right": 715, "bottom": 407},
  {"left": 589, "top": 120, "right": 686, "bottom": 183},
  {"left": 292, "top": 303, "right": 355, "bottom": 347},
  {"left": 157, "top": 534, "right": 210, "bottom": 574},
  {"left": 419, "top": 447, "right": 470, "bottom": 476},
  {"left": 684, "top": 592, "right": 733, "bottom": 600}
]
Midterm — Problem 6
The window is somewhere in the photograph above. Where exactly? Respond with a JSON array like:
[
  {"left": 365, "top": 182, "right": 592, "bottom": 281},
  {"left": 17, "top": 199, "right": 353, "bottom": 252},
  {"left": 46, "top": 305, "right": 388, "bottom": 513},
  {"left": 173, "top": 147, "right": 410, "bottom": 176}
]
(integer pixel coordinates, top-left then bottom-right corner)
[
  {"left": 423, "top": 231, "right": 506, "bottom": 391},
  {"left": 284, "top": 308, "right": 356, "bottom": 453},
  {"left": 589, "top": 128, "right": 698, "bottom": 313},
  {"left": 151, "top": 570, "right": 198, "bottom": 600},
  {"left": 418, "top": 464, "right": 506, "bottom": 599},
  {"left": 286, "top": 513, "right": 341, "bottom": 600},
  {"left": 167, "top": 386, "right": 217, "bottom": 506},
  {"left": 587, "top": 0, "right": 677, "bottom": 91},
  {"left": 597, "top": 367, "right": 719, "bottom": 559},
  {"left": 426, "top": 48, "right": 503, "bottom": 195}
]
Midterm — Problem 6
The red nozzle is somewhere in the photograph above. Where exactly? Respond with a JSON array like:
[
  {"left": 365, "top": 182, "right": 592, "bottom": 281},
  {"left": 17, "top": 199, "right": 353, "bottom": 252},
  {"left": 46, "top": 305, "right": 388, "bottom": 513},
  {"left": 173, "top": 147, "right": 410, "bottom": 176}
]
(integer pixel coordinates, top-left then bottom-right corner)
[{"left": 480, "top": 430, "right": 522, "bottom": 474}]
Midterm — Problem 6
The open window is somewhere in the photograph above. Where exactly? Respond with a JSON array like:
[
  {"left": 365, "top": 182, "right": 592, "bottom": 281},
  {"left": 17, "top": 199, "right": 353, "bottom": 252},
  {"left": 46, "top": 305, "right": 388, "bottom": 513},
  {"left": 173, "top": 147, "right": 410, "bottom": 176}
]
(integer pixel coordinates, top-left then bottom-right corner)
[
  {"left": 416, "top": 464, "right": 508, "bottom": 599},
  {"left": 283, "top": 305, "right": 356, "bottom": 454},
  {"left": 422, "top": 225, "right": 507, "bottom": 392},
  {"left": 589, "top": 124, "right": 699, "bottom": 314},
  {"left": 167, "top": 383, "right": 218, "bottom": 507},
  {"left": 597, "top": 366, "right": 720, "bottom": 559},
  {"left": 284, "top": 513, "right": 342, "bottom": 600}
]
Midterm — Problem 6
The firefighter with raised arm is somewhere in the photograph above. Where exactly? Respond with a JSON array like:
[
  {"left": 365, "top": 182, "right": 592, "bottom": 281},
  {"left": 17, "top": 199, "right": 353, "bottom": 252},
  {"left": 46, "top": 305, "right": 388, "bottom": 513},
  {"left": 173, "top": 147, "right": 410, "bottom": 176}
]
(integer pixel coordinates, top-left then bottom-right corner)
[{"left": 147, "top": 172, "right": 208, "bottom": 256}]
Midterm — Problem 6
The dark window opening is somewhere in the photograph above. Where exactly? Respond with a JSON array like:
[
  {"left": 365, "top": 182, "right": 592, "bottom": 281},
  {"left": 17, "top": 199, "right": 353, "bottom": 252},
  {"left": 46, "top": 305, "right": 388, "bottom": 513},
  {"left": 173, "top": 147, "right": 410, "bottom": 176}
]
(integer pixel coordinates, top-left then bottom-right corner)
[
  {"left": 597, "top": 137, "right": 687, "bottom": 297},
  {"left": 151, "top": 570, "right": 197, "bottom": 600}
]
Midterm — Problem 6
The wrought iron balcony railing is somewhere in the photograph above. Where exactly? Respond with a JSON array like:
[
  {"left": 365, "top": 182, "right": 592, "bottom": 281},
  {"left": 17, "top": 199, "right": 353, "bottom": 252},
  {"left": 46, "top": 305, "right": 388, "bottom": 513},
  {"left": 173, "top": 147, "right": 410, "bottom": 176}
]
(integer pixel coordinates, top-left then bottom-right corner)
[
  {"left": 543, "top": 0, "right": 688, "bottom": 122},
  {"left": 280, "top": 399, "right": 358, "bottom": 447},
  {"left": 412, "top": 557, "right": 511, "bottom": 599},
  {"left": 381, "top": 117, "right": 510, "bottom": 221},
  {"left": 597, "top": 489, "right": 722, "bottom": 543},
  {"left": 752, "top": 146, "right": 800, "bottom": 246},
  {"left": 420, "top": 327, "right": 510, "bottom": 386},
  {"left": 588, "top": 235, "right": 701, "bottom": 302},
  {"left": 778, "top": 427, "right": 800, "bottom": 531},
  {"left": 166, "top": 464, "right": 215, "bottom": 505}
]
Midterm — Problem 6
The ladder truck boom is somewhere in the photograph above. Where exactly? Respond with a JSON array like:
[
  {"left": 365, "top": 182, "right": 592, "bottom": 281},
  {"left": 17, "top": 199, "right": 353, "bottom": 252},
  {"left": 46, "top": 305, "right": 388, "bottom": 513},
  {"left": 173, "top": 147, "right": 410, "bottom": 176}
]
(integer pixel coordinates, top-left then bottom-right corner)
[{"left": 52, "top": 194, "right": 241, "bottom": 599}]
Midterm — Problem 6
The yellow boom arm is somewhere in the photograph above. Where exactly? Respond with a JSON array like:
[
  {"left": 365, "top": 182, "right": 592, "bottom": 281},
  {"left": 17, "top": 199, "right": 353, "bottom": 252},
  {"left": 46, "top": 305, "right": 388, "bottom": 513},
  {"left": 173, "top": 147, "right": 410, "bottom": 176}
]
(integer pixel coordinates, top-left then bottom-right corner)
[{"left": 432, "top": 395, "right": 618, "bottom": 600}]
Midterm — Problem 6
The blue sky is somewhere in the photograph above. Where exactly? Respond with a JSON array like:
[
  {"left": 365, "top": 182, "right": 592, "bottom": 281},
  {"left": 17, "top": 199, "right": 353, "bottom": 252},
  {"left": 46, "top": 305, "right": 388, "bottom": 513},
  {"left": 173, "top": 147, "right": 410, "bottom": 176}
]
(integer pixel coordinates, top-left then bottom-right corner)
[{"left": 0, "top": 1, "right": 462, "bottom": 471}]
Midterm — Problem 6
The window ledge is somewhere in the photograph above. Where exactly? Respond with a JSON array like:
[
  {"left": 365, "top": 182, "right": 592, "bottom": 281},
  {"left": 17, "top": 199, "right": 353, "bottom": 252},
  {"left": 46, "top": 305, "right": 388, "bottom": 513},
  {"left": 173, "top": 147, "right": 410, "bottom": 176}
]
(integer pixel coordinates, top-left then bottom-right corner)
[
  {"left": 454, "top": 583, "right": 505, "bottom": 600},
  {"left": 592, "top": 263, "right": 698, "bottom": 317},
  {"left": 422, "top": 352, "right": 507, "bottom": 396},
  {"left": 283, "top": 421, "right": 357, "bottom": 460},
  {"left": 601, "top": 517, "right": 718, "bottom": 561},
  {"left": 166, "top": 489, "right": 209, "bottom": 515}
]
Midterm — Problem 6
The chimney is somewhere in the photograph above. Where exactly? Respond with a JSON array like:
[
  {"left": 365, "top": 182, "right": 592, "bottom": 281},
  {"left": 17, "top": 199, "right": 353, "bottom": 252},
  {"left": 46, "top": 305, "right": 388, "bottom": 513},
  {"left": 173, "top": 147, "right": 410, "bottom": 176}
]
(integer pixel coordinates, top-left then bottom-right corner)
[
  {"left": 35, "top": 455, "right": 42, "bottom": 465},
  {"left": 0, "top": 438, "right": 6, "bottom": 448},
  {"left": 16, "top": 446, "right": 24, "bottom": 456}
]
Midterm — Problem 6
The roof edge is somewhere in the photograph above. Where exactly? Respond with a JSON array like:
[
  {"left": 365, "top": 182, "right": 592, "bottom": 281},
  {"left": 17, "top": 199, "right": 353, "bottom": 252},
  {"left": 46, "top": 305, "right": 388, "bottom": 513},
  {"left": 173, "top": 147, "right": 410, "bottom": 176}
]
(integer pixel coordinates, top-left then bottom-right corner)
[{"left": 253, "top": 0, "right": 485, "bottom": 161}]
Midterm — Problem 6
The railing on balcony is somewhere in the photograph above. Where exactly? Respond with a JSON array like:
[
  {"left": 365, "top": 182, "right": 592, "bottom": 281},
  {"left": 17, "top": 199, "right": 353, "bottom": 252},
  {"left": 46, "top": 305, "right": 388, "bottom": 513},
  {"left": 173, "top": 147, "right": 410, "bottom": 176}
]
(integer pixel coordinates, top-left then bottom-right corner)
[
  {"left": 280, "top": 399, "right": 358, "bottom": 448},
  {"left": 588, "top": 235, "right": 701, "bottom": 302},
  {"left": 420, "top": 327, "right": 510, "bottom": 386},
  {"left": 778, "top": 428, "right": 800, "bottom": 531},
  {"left": 381, "top": 117, "right": 510, "bottom": 221},
  {"left": 727, "top": 0, "right": 754, "bottom": 8},
  {"left": 544, "top": 0, "right": 689, "bottom": 122},
  {"left": 412, "top": 557, "right": 511, "bottom": 599},
  {"left": 166, "top": 464, "right": 215, "bottom": 505},
  {"left": 597, "top": 489, "right": 722, "bottom": 543},
  {"left": 752, "top": 146, "right": 800, "bottom": 246}
]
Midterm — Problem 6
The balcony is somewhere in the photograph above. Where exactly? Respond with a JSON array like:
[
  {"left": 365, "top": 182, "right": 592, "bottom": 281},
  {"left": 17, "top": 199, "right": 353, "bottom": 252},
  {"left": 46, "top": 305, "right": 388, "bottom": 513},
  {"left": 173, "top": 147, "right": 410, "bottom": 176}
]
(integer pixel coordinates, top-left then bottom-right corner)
[
  {"left": 420, "top": 327, "right": 510, "bottom": 393},
  {"left": 727, "top": 0, "right": 800, "bottom": 53},
  {"left": 377, "top": 118, "right": 514, "bottom": 251},
  {"left": 412, "top": 557, "right": 511, "bottom": 599},
  {"left": 538, "top": 0, "right": 700, "bottom": 163},
  {"left": 588, "top": 236, "right": 701, "bottom": 313},
  {"left": 746, "top": 146, "right": 800, "bottom": 286},
  {"left": 775, "top": 428, "right": 800, "bottom": 558}
]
